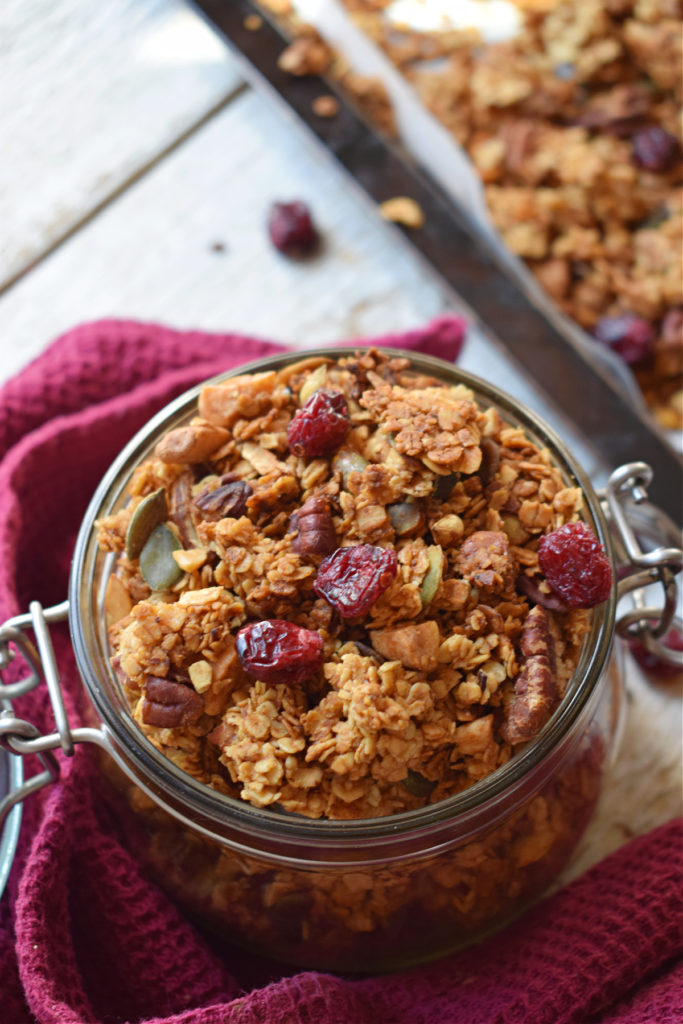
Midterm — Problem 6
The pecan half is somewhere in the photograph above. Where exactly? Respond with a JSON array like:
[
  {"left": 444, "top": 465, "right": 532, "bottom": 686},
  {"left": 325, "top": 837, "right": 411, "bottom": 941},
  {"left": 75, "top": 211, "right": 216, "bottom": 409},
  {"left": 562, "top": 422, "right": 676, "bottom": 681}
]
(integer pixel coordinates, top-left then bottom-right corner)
[
  {"left": 290, "top": 494, "right": 337, "bottom": 555},
  {"left": 195, "top": 479, "right": 252, "bottom": 521},
  {"left": 168, "top": 471, "right": 198, "bottom": 548},
  {"left": 500, "top": 606, "right": 557, "bottom": 745},
  {"left": 141, "top": 676, "right": 204, "bottom": 728}
]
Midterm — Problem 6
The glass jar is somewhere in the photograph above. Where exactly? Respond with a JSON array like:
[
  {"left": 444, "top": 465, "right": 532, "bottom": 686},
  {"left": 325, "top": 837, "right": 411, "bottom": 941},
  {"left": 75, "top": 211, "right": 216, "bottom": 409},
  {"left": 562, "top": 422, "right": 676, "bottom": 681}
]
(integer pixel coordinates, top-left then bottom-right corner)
[{"left": 1, "top": 349, "right": 680, "bottom": 973}]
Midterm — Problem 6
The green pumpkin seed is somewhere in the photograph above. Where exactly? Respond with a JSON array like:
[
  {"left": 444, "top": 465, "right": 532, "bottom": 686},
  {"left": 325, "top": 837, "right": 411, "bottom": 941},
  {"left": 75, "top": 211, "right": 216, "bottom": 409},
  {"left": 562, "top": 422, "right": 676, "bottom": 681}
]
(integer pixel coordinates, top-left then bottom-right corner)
[
  {"left": 332, "top": 449, "right": 368, "bottom": 489},
  {"left": 420, "top": 545, "right": 444, "bottom": 607},
  {"left": 125, "top": 488, "right": 168, "bottom": 559},
  {"left": 139, "top": 524, "right": 184, "bottom": 590},
  {"left": 388, "top": 501, "right": 422, "bottom": 536},
  {"left": 402, "top": 770, "right": 436, "bottom": 798}
]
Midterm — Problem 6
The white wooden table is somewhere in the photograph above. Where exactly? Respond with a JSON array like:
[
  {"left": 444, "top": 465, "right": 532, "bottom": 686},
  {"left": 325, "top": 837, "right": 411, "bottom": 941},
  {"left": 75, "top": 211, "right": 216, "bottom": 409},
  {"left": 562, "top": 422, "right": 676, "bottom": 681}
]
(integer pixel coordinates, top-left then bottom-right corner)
[{"left": 1, "top": 0, "right": 680, "bottom": 889}]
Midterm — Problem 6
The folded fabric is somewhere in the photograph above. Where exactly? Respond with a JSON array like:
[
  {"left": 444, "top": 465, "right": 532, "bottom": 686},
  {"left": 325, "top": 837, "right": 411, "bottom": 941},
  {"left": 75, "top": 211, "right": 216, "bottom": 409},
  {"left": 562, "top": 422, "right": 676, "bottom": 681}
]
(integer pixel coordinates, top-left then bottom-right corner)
[{"left": 0, "top": 318, "right": 680, "bottom": 1024}]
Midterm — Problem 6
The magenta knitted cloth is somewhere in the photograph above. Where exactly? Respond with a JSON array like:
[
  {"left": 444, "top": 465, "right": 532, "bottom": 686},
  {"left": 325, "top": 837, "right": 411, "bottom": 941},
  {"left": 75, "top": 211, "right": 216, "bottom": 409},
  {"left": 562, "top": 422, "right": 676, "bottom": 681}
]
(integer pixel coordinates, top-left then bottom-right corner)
[{"left": 0, "top": 318, "right": 681, "bottom": 1024}]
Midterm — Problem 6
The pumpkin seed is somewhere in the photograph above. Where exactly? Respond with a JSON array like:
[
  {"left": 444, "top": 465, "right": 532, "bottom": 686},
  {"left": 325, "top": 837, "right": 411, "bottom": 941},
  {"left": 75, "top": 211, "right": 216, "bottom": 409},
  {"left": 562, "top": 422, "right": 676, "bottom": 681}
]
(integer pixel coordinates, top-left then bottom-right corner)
[
  {"left": 402, "top": 770, "right": 435, "bottom": 798},
  {"left": 125, "top": 487, "right": 168, "bottom": 559},
  {"left": 388, "top": 501, "right": 422, "bottom": 536},
  {"left": 139, "top": 524, "right": 184, "bottom": 590},
  {"left": 420, "top": 545, "right": 444, "bottom": 607},
  {"left": 332, "top": 449, "right": 368, "bottom": 489}
]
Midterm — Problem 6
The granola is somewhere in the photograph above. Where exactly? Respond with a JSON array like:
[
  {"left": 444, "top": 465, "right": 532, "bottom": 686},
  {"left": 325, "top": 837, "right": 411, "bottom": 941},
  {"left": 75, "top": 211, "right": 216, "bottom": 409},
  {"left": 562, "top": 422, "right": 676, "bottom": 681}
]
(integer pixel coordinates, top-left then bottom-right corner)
[
  {"left": 98, "top": 350, "right": 600, "bottom": 822},
  {"left": 284, "top": 0, "right": 683, "bottom": 428}
]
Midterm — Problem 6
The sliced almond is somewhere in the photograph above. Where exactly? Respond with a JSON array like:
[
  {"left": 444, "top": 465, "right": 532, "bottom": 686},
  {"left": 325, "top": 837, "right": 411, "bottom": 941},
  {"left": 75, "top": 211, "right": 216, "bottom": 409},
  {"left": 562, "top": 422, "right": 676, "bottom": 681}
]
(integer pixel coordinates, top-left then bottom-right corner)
[
  {"left": 240, "top": 443, "right": 281, "bottom": 475},
  {"left": 299, "top": 363, "right": 328, "bottom": 405},
  {"left": 104, "top": 575, "right": 133, "bottom": 627},
  {"left": 172, "top": 548, "right": 208, "bottom": 573},
  {"left": 379, "top": 196, "right": 425, "bottom": 229}
]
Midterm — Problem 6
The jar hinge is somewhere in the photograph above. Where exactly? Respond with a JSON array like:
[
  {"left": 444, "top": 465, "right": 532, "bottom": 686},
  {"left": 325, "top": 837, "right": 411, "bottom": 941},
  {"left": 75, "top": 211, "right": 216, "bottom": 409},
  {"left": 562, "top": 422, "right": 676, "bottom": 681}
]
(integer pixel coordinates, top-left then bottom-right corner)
[
  {"left": 0, "top": 600, "right": 105, "bottom": 825},
  {"left": 601, "top": 462, "right": 682, "bottom": 668}
]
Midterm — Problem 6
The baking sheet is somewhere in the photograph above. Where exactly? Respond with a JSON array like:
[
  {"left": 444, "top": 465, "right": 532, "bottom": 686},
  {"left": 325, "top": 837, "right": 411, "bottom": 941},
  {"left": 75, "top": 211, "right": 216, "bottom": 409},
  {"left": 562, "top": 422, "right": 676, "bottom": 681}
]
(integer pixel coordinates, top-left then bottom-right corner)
[{"left": 289, "top": 0, "right": 653, "bottom": 409}]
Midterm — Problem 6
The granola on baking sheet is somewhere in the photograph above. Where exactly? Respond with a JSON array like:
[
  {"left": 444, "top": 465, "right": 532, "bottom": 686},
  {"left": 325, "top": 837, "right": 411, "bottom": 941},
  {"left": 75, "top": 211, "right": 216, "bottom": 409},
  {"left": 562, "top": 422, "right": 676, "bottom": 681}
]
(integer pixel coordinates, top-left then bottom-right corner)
[
  {"left": 98, "top": 350, "right": 608, "bottom": 823},
  {"left": 276, "top": 0, "right": 682, "bottom": 428}
]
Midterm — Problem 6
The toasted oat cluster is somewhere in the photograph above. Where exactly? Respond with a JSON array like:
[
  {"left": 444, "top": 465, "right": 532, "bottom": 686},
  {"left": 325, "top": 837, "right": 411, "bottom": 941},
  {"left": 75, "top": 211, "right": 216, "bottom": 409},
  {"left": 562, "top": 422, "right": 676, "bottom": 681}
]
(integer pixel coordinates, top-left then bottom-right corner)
[
  {"left": 98, "top": 351, "right": 602, "bottom": 820},
  {"left": 277, "top": 0, "right": 683, "bottom": 428}
]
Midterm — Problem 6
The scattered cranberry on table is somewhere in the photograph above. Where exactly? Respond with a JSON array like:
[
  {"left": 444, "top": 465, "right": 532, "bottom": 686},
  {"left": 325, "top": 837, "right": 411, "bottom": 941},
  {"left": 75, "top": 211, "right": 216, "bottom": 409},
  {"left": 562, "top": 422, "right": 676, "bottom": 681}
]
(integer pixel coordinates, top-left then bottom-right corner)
[
  {"left": 538, "top": 522, "right": 613, "bottom": 609},
  {"left": 314, "top": 544, "right": 398, "bottom": 617},
  {"left": 631, "top": 126, "right": 681, "bottom": 173},
  {"left": 287, "top": 388, "right": 350, "bottom": 457},
  {"left": 236, "top": 619, "right": 324, "bottom": 685},
  {"left": 267, "top": 200, "right": 319, "bottom": 256},
  {"left": 593, "top": 314, "right": 657, "bottom": 366}
]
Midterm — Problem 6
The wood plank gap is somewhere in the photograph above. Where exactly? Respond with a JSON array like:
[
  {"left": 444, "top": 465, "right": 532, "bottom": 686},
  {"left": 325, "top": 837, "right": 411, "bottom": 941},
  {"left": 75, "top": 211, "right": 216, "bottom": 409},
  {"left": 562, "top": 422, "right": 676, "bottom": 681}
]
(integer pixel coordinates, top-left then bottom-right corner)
[{"left": 0, "top": 81, "right": 249, "bottom": 299}]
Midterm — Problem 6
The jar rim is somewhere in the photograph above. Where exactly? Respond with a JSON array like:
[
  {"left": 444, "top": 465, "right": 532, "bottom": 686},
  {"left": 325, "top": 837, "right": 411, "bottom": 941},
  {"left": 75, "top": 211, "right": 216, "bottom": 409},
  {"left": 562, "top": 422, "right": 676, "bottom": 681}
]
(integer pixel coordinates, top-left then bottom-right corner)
[{"left": 69, "top": 346, "right": 615, "bottom": 846}]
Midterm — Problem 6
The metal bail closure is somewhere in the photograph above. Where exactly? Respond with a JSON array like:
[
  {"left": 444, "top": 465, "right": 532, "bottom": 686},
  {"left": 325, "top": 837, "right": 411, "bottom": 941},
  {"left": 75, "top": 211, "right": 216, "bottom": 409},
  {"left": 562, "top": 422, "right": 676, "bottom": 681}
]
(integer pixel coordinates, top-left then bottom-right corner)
[
  {"left": 0, "top": 599, "right": 102, "bottom": 827},
  {"left": 603, "top": 462, "right": 683, "bottom": 669}
]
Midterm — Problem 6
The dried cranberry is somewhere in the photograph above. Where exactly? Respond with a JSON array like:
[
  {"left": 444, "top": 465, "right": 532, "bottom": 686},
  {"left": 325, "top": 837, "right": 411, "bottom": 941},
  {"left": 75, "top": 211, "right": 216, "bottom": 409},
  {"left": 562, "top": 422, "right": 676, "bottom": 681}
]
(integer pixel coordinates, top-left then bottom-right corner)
[
  {"left": 629, "top": 625, "right": 683, "bottom": 680},
  {"left": 632, "top": 126, "right": 681, "bottom": 173},
  {"left": 593, "top": 314, "right": 656, "bottom": 365},
  {"left": 287, "top": 388, "right": 350, "bottom": 457},
  {"left": 314, "top": 544, "right": 398, "bottom": 617},
  {"left": 538, "top": 522, "right": 613, "bottom": 609},
  {"left": 236, "top": 619, "right": 323, "bottom": 685},
  {"left": 268, "top": 201, "right": 318, "bottom": 256}
]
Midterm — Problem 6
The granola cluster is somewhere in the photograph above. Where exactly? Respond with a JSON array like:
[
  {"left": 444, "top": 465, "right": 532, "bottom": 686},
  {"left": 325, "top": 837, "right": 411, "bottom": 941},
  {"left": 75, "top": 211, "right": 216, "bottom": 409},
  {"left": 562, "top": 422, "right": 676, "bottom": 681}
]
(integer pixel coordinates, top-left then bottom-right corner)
[
  {"left": 98, "top": 350, "right": 596, "bottom": 822},
  {"left": 272, "top": 0, "right": 683, "bottom": 428}
]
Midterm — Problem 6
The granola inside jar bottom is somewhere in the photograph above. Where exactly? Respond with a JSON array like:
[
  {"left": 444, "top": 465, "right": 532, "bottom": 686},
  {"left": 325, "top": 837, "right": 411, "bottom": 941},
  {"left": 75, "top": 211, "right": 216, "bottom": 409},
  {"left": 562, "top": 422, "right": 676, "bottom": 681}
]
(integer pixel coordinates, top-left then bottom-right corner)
[
  {"left": 70, "top": 349, "right": 622, "bottom": 971},
  {"left": 98, "top": 648, "right": 620, "bottom": 973}
]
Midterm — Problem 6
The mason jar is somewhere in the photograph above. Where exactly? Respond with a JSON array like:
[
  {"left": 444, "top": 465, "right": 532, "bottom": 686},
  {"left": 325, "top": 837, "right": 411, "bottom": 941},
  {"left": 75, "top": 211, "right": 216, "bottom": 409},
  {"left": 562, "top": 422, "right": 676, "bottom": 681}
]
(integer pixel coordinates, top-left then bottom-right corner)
[{"left": 1, "top": 348, "right": 680, "bottom": 973}]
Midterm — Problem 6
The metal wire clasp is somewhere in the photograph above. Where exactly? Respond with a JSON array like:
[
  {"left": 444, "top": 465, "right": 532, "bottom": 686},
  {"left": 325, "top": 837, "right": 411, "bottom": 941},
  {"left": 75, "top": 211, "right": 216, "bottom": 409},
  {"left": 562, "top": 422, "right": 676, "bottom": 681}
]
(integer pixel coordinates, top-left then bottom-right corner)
[
  {"left": 603, "top": 462, "right": 683, "bottom": 669},
  {"left": 0, "top": 600, "right": 103, "bottom": 825}
]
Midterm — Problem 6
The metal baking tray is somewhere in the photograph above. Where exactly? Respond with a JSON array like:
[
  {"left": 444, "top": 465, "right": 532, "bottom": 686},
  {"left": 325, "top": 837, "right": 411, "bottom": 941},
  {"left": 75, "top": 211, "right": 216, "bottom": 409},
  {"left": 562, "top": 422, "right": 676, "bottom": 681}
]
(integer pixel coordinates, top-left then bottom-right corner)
[{"left": 190, "top": 0, "right": 682, "bottom": 522}]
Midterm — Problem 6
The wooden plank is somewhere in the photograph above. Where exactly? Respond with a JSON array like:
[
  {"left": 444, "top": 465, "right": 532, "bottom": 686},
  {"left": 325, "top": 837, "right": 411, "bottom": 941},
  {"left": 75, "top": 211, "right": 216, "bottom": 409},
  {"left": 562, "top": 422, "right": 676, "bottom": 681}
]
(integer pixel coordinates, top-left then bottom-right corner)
[
  {"left": 0, "top": 88, "right": 452, "bottom": 375},
  {"left": 0, "top": 0, "right": 243, "bottom": 289},
  {"left": 0, "top": 80, "right": 603, "bottom": 475}
]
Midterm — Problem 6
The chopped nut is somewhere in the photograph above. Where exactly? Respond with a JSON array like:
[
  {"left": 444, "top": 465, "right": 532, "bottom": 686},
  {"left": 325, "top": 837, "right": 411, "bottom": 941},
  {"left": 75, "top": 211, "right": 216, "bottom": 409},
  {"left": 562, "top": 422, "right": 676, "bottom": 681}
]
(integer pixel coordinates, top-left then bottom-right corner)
[
  {"left": 172, "top": 548, "right": 208, "bottom": 574},
  {"left": 370, "top": 620, "right": 441, "bottom": 672},
  {"left": 198, "top": 372, "right": 277, "bottom": 428},
  {"left": 431, "top": 514, "right": 464, "bottom": 547},
  {"left": 188, "top": 660, "right": 213, "bottom": 693},
  {"left": 155, "top": 421, "right": 229, "bottom": 464},
  {"left": 277, "top": 32, "right": 331, "bottom": 77},
  {"left": 313, "top": 94, "right": 340, "bottom": 118},
  {"left": 379, "top": 197, "right": 425, "bottom": 229},
  {"left": 243, "top": 14, "right": 262, "bottom": 30}
]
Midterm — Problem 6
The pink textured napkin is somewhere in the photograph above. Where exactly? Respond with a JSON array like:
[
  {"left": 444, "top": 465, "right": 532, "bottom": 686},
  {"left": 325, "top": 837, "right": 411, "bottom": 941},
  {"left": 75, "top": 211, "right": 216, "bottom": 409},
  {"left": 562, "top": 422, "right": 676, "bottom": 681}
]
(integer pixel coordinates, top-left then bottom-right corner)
[{"left": 1, "top": 318, "right": 681, "bottom": 1024}]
